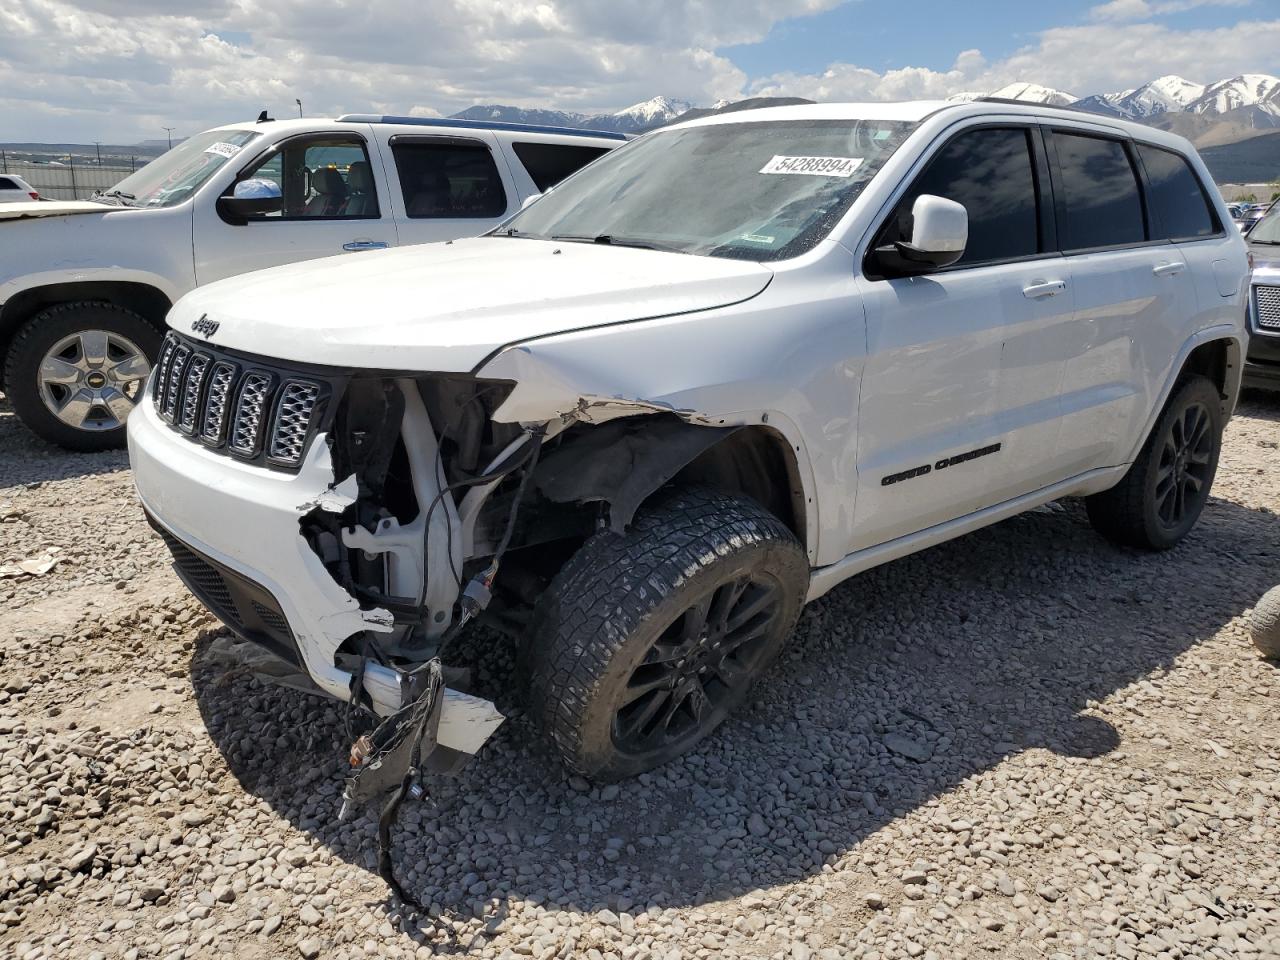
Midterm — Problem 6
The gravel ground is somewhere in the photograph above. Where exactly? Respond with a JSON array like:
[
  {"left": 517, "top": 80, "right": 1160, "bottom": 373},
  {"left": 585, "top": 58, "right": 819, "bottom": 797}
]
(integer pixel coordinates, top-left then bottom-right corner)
[{"left": 2, "top": 390, "right": 1279, "bottom": 960}]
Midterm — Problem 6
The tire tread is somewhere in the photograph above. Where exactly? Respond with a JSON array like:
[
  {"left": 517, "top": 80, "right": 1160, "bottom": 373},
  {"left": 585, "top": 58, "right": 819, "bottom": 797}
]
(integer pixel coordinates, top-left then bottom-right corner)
[{"left": 527, "top": 486, "right": 805, "bottom": 779}]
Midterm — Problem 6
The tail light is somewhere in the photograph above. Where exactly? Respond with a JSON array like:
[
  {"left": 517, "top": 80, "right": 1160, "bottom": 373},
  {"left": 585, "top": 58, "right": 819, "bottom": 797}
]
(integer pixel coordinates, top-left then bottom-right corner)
[{"left": 28, "top": 192, "right": 38, "bottom": 200}]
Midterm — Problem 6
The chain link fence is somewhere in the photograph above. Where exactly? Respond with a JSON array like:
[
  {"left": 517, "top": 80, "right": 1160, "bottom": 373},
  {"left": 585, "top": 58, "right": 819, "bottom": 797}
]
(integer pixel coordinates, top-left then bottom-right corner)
[{"left": 0, "top": 156, "right": 143, "bottom": 200}]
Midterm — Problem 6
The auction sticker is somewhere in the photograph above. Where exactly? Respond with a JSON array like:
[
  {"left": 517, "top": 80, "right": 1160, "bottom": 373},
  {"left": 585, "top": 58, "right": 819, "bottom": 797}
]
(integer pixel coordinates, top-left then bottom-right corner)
[
  {"left": 759, "top": 155, "right": 863, "bottom": 177},
  {"left": 204, "top": 142, "right": 243, "bottom": 159}
]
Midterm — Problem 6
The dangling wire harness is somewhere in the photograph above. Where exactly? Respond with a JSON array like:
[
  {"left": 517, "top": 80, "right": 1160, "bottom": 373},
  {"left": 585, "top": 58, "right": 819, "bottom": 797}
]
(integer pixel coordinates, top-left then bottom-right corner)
[{"left": 339, "top": 425, "right": 546, "bottom": 911}]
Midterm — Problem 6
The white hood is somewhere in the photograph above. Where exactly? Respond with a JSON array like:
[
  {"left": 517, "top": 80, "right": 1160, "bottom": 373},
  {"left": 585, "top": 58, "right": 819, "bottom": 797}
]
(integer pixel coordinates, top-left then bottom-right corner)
[
  {"left": 0, "top": 200, "right": 110, "bottom": 220},
  {"left": 169, "top": 237, "right": 773, "bottom": 372}
]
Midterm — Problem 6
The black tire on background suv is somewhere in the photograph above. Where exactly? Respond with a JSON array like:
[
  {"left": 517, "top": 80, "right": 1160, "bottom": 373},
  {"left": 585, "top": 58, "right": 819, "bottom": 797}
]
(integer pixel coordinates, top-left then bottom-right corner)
[
  {"left": 4, "top": 302, "right": 160, "bottom": 452},
  {"left": 1085, "top": 374, "right": 1223, "bottom": 550},
  {"left": 527, "top": 486, "right": 809, "bottom": 782}
]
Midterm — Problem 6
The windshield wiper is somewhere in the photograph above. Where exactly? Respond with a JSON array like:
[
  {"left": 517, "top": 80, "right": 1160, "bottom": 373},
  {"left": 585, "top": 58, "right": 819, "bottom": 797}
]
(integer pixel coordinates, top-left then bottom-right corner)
[{"left": 550, "top": 234, "right": 685, "bottom": 254}]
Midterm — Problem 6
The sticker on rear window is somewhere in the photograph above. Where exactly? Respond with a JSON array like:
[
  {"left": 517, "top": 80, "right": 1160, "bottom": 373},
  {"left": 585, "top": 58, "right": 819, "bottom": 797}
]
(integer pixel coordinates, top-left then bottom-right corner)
[
  {"left": 759, "top": 155, "right": 863, "bottom": 178},
  {"left": 204, "top": 142, "right": 243, "bottom": 159}
]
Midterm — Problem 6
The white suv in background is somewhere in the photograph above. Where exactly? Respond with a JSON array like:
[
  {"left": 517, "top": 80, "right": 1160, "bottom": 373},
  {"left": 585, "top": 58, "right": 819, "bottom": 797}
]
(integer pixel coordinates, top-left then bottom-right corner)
[
  {"left": 131, "top": 100, "right": 1248, "bottom": 783},
  {"left": 0, "top": 174, "right": 39, "bottom": 203},
  {"left": 0, "top": 116, "right": 622, "bottom": 449}
]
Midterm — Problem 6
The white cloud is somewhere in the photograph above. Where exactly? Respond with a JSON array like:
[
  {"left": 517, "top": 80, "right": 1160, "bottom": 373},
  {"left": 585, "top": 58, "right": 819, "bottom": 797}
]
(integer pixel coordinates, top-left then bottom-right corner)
[
  {"left": 1088, "top": 0, "right": 1250, "bottom": 23},
  {"left": 0, "top": 0, "right": 843, "bottom": 141},
  {"left": 749, "top": 17, "right": 1280, "bottom": 103},
  {"left": 2, "top": 0, "right": 1277, "bottom": 144}
]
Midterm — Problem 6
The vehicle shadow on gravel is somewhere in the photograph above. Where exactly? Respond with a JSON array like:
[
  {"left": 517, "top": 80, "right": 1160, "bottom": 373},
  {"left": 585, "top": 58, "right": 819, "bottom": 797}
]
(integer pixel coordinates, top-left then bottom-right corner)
[
  {"left": 188, "top": 487, "right": 1280, "bottom": 936},
  {"left": 0, "top": 396, "right": 128, "bottom": 485}
]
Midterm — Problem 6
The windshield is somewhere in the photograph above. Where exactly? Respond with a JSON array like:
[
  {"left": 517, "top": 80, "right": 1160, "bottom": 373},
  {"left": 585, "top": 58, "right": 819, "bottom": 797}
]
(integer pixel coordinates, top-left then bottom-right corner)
[
  {"left": 95, "top": 129, "right": 260, "bottom": 208},
  {"left": 500, "top": 118, "right": 919, "bottom": 261},
  {"left": 1249, "top": 202, "right": 1280, "bottom": 243}
]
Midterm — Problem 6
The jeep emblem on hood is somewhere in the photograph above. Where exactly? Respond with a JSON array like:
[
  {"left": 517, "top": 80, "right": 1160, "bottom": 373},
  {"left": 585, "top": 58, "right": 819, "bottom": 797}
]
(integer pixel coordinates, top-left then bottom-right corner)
[{"left": 191, "top": 314, "right": 220, "bottom": 338}]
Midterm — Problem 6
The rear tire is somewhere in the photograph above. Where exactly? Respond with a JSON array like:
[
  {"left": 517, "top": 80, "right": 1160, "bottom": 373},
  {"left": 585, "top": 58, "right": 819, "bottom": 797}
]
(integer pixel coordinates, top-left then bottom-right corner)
[
  {"left": 527, "top": 486, "right": 808, "bottom": 782},
  {"left": 4, "top": 302, "right": 161, "bottom": 451},
  {"left": 1085, "top": 375, "right": 1222, "bottom": 550}
]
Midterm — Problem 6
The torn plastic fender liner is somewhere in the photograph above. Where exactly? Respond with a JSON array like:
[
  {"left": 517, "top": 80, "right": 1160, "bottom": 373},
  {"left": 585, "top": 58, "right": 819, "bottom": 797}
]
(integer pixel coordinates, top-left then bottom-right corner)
[{"left": 534, "top": 415, "right": 741, "bottom": 533}]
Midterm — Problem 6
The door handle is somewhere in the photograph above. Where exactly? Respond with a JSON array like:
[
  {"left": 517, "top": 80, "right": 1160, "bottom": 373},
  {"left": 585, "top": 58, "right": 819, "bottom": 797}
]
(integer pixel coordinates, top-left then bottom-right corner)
[
  {"left": 343, "top": 240, "right": 389, "bottom": 252},
  {"left": 1022, "top": 279, "right": 1067, "bottom": 299},
  {"left": 1153, "top": 261, "right": 1185, "bottom": 278}
]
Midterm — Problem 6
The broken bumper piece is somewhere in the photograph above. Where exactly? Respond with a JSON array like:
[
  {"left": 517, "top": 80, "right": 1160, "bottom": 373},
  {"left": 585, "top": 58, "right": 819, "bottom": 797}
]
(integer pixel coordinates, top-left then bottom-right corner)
[{"left": 128, "top": 399, "right": 505, "bottom": 757}]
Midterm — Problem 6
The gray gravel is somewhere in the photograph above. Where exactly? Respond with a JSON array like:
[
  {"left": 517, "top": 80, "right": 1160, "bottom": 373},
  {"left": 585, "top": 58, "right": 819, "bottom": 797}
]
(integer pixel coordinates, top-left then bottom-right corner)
[{"left": 2, "top": 389, "right": 1280, "bottom": 959}]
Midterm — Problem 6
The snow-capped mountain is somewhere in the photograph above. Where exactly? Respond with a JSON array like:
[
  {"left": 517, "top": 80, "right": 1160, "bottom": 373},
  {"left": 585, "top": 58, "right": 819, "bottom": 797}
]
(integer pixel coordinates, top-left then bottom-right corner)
[
  {"left": 450, "top": 105, "right": 589, "bottom": 127},
  {"left": 614, "top": 96, "right": 694, "bottom": 125},
  {"left": 449, "top": 96, "right": 693, "bottom": 134},
  {"left": 1188, "top": 74, "right": 1280, "bottom": 117},
  {"left": 986, "top": 82, "right": 1077, "bottom": 106},
  {"left": 947, "top": 83, "right": 1076, "bottom": 106},
  {"left": 1077, "top": 75, "right": 1206, "bottom": 119}
]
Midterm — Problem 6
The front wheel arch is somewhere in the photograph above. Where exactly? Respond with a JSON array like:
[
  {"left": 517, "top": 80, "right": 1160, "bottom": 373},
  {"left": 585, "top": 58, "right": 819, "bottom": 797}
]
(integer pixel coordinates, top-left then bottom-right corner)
[
  {"left": 530, "top": 415, "right": 808, "bottom": 550},
  {"left": 0, "top": 281, "right": 171, "bottom": 392}
]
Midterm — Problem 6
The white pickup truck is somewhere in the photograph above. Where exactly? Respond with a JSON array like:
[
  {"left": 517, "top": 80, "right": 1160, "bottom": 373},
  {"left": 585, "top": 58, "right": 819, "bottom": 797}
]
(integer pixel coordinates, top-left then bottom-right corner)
[{"left": 0, "top": 115, "right": 622, "bottom": 449}]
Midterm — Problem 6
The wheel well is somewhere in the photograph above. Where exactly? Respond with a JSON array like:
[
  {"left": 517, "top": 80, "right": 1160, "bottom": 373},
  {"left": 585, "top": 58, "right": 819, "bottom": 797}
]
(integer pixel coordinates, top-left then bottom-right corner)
[
  {"left": 0, "top": 281, "right": 171, "bottom": 390},
  {"left": 668, "top": 424, "right": 807, "bottom": 548},
  {"left": 1179, "top": 338, "right": 1233, "bottom": 397},
  {"left": 527, "top": 415, "right": 808, "bottom": 550}
]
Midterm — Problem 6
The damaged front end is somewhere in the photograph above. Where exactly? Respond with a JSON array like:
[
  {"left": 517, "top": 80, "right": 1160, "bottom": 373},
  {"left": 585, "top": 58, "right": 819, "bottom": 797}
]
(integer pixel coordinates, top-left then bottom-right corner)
[
  {"left": 296, "top": 373, "right": 552, "bottom": 780},
  {"left": 134, "top": 331, "right": 749, "bottom": 906}
]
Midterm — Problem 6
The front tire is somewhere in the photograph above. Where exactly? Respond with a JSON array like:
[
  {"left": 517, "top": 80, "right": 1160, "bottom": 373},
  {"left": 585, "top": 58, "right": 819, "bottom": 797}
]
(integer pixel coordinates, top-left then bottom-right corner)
[
  {"left": 527, "top": 486, "right": 808, "bottom": 782},
  {"left": 1085, "top": 375, "right": 1223, "bottom": 550},
  {"left": 3, "top": 302, "right": 160, "bottom": 451}
]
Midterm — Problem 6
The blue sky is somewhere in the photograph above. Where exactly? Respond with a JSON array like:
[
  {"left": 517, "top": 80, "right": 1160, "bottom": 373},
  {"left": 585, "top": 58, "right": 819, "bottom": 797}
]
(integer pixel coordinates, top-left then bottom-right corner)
[{"left": 1, "top": 0, "right": 1278, "bottom": 142}]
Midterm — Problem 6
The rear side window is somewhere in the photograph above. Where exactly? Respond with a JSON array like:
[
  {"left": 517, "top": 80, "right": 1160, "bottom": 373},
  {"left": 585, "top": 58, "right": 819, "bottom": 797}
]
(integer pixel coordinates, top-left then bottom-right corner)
[
  {"left": 0, "top": 177, "right": 16, "bottom": 190},
  {"left": 512, "top": 142, "right": 610, "bottom": 193},
  {"left": 1137, "top": 144, "right": 1218, "bottom": 240},
  {"left": 875, "top": 127, "right": 1041, "bottom": 266},
  {"left": 391, "top": 140, "right": 507, "bottom": 219},
  {"left": 1052, "top": 133, "right": 1145, "bottom": 251}
]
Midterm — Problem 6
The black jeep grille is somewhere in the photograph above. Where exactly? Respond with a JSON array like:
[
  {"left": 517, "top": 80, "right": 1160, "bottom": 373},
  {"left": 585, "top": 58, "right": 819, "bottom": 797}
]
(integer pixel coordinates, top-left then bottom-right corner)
[{"left": 151, "top": 332, "right": 336, "bottom": 471}]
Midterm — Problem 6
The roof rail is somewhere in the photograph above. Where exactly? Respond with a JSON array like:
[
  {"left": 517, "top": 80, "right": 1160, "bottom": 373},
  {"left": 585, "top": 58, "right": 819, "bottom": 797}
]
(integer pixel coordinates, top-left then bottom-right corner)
[
  {"left": 336, "top": 114, "right": 630, "bottom": 141},
  {"left": 973, "top": 96, "right": 1098, "bottom": 116}
]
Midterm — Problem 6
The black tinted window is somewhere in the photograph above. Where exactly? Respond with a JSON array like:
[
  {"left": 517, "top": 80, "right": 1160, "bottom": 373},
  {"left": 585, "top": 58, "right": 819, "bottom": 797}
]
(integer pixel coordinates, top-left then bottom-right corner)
[
  {"left": 392, "top": 141, "right": 507, "bottom": 219},
  {"left": 0, "top": 177, "right": 16, "bottom": 190},
  {"left": 512, "top": 142, "right": 610, "bottom": 193},
  {"left": 878, "top": 127, "right": 1040, "bottom": 266},
  {"left": 1137, "top": 144, "right": 1217, "bottom": 240},
  {"left": 1053, "top": 133, "right": 1145, "bottom": 250}
]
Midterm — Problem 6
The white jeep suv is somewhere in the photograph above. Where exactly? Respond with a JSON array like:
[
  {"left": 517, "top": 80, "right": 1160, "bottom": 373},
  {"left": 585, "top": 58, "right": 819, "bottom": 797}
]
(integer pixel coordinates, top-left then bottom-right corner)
[
  {"left": 130, "top": 100, "right": 1249, "bottom": 782},
  {"left": 0, "top": 116, "right": 621, "bottom": 449}
]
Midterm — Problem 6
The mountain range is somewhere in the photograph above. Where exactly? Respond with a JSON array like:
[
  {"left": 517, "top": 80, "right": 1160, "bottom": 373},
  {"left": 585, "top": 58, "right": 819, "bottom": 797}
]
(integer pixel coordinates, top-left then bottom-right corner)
[
  {"left": 451, "top": 95, "right": 695, "bottom": 134},
  {"left": 457, "top": 73, "right": 1279, "bottom": 143}
]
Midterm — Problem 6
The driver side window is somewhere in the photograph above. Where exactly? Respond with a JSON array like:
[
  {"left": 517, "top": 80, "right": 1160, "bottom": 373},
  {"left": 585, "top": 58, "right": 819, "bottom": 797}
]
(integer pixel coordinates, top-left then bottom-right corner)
[
  {"left": 875, "top": 127, "right": 1042, "bottom": 268},
  {"left": 233, "top": 137, "right": 379, "bottom": 220}
]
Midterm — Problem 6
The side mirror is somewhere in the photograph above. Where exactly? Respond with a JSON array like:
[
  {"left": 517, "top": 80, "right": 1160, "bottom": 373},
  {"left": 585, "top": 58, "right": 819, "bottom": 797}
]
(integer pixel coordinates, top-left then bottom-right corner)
[
  {"left": 521, "top": 193, "right": 542, "bottom": 211},
  {"left": 874, "top": 194, "right": 968, "bottom": 277},
  {"left": 217, "top": 178, "right": 283, "bottom": 223}
]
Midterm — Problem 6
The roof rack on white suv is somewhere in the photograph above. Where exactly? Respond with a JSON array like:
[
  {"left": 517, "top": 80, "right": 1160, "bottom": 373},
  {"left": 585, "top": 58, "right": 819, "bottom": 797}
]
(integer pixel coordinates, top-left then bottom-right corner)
[
  {"left": 0, "top": 115, "right": 621, "bottom": 450},
  {"left": 336, "top": 113, "right": 630, "bottom": 141}
]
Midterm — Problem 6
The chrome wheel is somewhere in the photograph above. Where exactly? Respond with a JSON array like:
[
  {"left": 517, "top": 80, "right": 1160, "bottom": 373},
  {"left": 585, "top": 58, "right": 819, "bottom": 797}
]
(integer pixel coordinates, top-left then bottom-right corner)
[
  {"left": 1154, "top": 400, "right": 1213, "bottom": 529},
  {"left": 36, "top": 330, "right": 151, "bottom": 432},
  {"left": 612, "top": 574, "right": 785, "bottom": 756}
]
